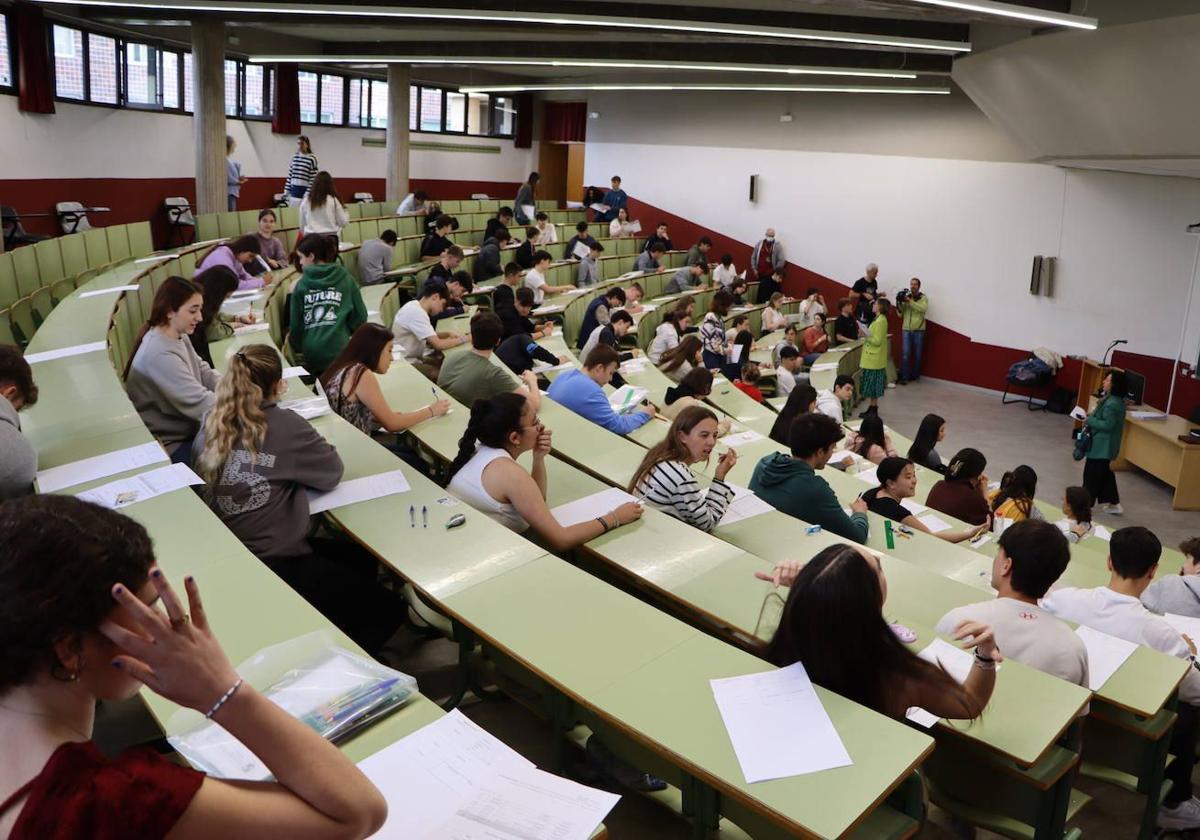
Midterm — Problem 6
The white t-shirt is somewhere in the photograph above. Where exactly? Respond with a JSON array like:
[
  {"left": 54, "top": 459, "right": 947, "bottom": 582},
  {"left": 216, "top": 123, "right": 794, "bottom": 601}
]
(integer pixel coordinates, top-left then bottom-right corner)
[
  {"left": 392, "top": 300, "right": 436, "bottom": 362},
  {"left": 649, "top": 323, "right": 679, "bottom": 364},
  {"left": 776, "top": 366, "right": 796, "bottom": 398},
  {"left": 1042, "top": 586, "right": 1200, "bottom": 703},
  {"left": 524, "top": 268, "right": 547, "bottom": 304},
  {"left": 534, "top": 224, "right": 558, "bottom": 246},
  {"left": 815, "top": 389, "right": 843, "bottom": 423},
  {"left": 936, "top": 597, "right": 1089, "bottom": 688},
  {"left": 580, "top": 325, "right": 607, "bottom": 362},
  {"left": 712, "top": 264, "right": 738, "bottom": 288}
]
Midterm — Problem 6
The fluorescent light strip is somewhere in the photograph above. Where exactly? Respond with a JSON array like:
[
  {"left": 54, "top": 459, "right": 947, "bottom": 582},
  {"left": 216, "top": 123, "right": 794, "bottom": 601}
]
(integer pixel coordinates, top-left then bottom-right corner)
[
  {"left": 43, "top": 0, "right": 972, "bottom": 52},
  {"left": 906, "top": 0, "right": 1097, "bottom": 30},
  {"left": 247, "top": 55, "right": 920, "bottom": 79},
  {"left": 458, "top": 83, "right": 952, "bottom": 94}
]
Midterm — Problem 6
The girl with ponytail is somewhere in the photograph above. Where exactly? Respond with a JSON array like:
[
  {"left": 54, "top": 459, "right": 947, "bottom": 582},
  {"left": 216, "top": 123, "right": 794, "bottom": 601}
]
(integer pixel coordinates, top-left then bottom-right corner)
[
  {"left": 447, "top": 392, "right": 643, "bottom": 549},
  {"left": 193, "top": 345, "right": 401, "bottom": 652},
  {"left": 125, "top": 276, "right": 219, "bottom": 463}
]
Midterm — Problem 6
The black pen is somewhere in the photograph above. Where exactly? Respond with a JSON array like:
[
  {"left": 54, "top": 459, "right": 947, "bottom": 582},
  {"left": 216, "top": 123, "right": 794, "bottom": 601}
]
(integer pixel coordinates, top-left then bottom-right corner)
[{"left": 422, "top": 505, "right": 428, "bottom": 528}]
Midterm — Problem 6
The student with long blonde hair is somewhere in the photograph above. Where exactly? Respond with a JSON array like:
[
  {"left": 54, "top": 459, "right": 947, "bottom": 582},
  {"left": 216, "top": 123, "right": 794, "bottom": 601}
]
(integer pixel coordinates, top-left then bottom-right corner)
[
  {"left": 126, "top": 276, "right": 219, "bottom": 463},
  {"left": 193, "top": 345, "right": 400, "bottom": 651},
  {"left": 629, "top": 405, "right": 737, "bottom": 533}
]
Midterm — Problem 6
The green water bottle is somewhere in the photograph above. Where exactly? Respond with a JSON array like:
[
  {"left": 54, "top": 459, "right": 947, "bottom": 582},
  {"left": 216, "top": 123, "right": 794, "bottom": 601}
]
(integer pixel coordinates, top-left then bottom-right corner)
[{"left": 884, "top": 519, "right": 895, "bottom": 550}]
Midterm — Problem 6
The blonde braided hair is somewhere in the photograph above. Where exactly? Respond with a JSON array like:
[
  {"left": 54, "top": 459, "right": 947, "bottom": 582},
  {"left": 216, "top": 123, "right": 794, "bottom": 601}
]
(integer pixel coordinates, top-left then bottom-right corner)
[{"left": 196, "top": 345, "right": 281, "bottom": 486}]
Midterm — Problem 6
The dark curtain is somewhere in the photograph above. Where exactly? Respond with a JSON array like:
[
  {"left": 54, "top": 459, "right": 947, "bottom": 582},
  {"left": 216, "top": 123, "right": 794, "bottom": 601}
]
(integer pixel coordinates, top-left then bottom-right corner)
[
  {"left": 272, "top": 63, "right": 301, "bottom": 135},
  {"left": 15, "top": 3, "right": 54, "bottom": 114},
  {"left": 513, "top": 93, "right": 534, "bottom": 149},
  {"left": 543, "top": 101, "right": 587, "bottom": 143}
]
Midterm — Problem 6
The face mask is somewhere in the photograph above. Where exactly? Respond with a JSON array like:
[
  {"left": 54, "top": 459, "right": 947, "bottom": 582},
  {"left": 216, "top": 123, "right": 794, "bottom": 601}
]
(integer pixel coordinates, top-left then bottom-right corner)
[{"left": 765, "top": 237, "right": 774, "bottom": 243}]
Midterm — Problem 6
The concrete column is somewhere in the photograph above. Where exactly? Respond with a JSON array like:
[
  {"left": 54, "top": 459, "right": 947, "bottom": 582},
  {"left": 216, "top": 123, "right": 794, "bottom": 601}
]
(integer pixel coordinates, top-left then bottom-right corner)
[
  {"left": 385, "top": 64, "right": 411, "bottom": 203},
  {"left": 192, "top": 19, "right": 226, "bottom": 215}
]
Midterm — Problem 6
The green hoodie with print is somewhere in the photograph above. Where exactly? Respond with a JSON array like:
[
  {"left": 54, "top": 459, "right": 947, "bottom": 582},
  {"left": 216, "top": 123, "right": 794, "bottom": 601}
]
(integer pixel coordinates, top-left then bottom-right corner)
[{"left": 288, "top": 262, "right": 367, "bottom": 373}]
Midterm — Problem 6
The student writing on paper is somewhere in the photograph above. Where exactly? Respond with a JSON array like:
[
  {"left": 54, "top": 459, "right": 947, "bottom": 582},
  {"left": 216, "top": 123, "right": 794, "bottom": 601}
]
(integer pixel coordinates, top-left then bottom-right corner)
[
  {"left": 699, "top": 290, "right": 734, "bottom": 370},
  {"left": 496, "top": 333, "right": 568, "bottom": 377},
  {"left": 195, "top": 235, "right": 268, "bottom": 291},
  {"left": 761, "top": 544, "right": 998, "bottom": 721},
  {"left": 761, "top": 292, "right": 789, "bottom": 334},
  {"left": 320, "top": 322, "right": 450, "bottom": 440},
  {"left": 665, "top": 263, "right": 707, "bottom": 296},
  {"left": 473, "top": 227, "right": 510, "bottom": 283},
  {"left": 194, "top": 345, "right": 401, "bottom": 653},
  {"left": 125, "top": 276, "right": 220, "bottom": 465},
  {"left": 733, "top": 363, "right": 764, "bottom": 404},
  {"left": 562, "top": 221, "right": 600, "bottom": 263},
  {"left": 577, "top": 288, "right": 628, "bottom": 352},
  {"left": 801, "top": 314, "right": 830, "bottom": 365},
  {"left": 0, "top": 345, "right": 37, "bottom": 500},
  {"left": 579, "top": 310, "right": 636, "bottom": 368},
  {"left": 769, "top": 385, "right": 817, "bottom": 447},
  {"left": 547, "top": 346, "right": 656, "bottom": 435},
  {"left": 287, "top": 233, "right": 368, "bottom": 378},
  {"left": 815, "top": 375, "right": 854, "bottom": 424},
  {"left": 1142, "top": 537, "right": 1200, "bottom": 617},
  {"left": 447, "top": 392, "right": 642, "bottom": 547},
  {"left": 633, "top": 242, "right": 666, "bottom": 273},
  {"left": 424, "top": 246, "right": 465, "bottom": 290},
  {"left": 624, "top": 282, "right": 646, "bottom": 314},
  {"left": 864, "top": 458, "right": 987, "bottom": 544},
  {"left": 1042, "top": 527, "right": 1200, "bottom": 831},
  {"left": 484, "top": 207, "right": 515, "bottom": 243},
  {"left": 425, "top": 269, "right": 472, "bottom": 327},
  {"left": 989, "top": 465, "right": 1045, "bottom": 523},
  {"left": 395, "top": 188, "right": 428, "bottom": 215},
  {"left": 513, "top": 225, "right": 539, "bottom": 269},
  {"left": 357, "top": 229, "right": 398, "bottom": 286},
  {"left": 500, "top": 287, "right": 552, "bottom": 341},
  {"left": 649, "top": 308, "right": 690, "bottom": 365},
  {"left": 524, "top": 251, "right": 574, "bottom": 305},
  {"left": 190, "top": 265, "right": 257, "bottom": 367},
  {"left": 749, "top": 413, "right": 870, "bottom": 542},
  {"left": 438, "top": 313, "right": 541, "bottom": 408},
  {"left": 906, "top": 413, "right": 947, "bottom": 474},
  {"left": 629, "top": 406, "right": 737, "bottom": 533},
  {"left": 658, "top": 335, "right": 703, "bottom": 383},
  {"left": 936, "top": 521, "right": 1087, "bottom": 687},
  {"left": 685, "top": 236, "right": 712, "bottom": 268},
  {"left": 491, "top": 262, "right": 522, "bottom": 320},
  {"left": 712, "top": 254, "right": 738, "bottom": 289},
  {"left": 926, "top": 448, "right": 992, "bottom": 527},
  {"left": 391, "top": 282, "right": 469, "bottom": 381},
  {"left": 845, "top": 414, "right": 897, "bottom": 465},
  {"left": 662, "top": 368, "right": 731, "bottom": 436},
  {"left": 420, "top": 214, "right": 455, "bottom": 259},
  {"left": 0, "top": 496, "right": 388, "bottom": 840}
]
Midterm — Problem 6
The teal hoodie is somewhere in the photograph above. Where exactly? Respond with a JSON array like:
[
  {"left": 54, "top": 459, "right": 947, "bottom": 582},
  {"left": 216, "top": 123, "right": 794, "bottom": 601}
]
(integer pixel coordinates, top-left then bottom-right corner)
[
  {"left": 749, "top": 453, "right": 869, "bottom": 542},
  {"left": 288, "top": 262, "right": 367, "bottom": 373}
]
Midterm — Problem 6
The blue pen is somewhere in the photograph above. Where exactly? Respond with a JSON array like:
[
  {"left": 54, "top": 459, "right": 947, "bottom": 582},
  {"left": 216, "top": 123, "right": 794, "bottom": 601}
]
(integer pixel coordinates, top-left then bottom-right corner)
[
  {"left": 409, "top": 505, "right": 415, "bottom": 528},
  {"left": 422, "top": 505, "right": 428, "bottom": 528}
]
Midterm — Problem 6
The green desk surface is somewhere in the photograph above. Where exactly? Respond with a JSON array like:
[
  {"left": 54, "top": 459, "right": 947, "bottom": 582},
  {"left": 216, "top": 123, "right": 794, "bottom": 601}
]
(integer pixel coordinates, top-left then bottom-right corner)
[
  {"left": 538, "top": 396, "right": 649, "bottom": 488},
  {"left": 25, "top": 262, "right": 145, "bottom": 351},
  {"left": 588, "top": 634, "right": 934, "bottom": 840}
]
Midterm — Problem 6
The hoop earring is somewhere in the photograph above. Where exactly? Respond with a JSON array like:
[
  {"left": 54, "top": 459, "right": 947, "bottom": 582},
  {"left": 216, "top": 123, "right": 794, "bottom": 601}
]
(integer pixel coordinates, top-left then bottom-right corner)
[{"left": 50, "top": 658, "right": 81, "bottom": 683}]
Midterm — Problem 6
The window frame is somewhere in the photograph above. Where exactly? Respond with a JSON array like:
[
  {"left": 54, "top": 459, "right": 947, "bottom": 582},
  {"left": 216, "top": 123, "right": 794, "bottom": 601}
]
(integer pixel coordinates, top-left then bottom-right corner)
[
  {"left": 0, "top": 11, "right": 15, "bottom": 94},
  {"left": 121, "top": 38, "right": 163, "bottom": 111}
]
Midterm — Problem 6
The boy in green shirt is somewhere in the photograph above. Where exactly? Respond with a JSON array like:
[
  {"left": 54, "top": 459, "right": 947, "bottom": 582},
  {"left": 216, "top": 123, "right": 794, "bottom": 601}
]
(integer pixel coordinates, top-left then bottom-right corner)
[{"left": 288, "top": 235, "right": 368, "bottom": 376}]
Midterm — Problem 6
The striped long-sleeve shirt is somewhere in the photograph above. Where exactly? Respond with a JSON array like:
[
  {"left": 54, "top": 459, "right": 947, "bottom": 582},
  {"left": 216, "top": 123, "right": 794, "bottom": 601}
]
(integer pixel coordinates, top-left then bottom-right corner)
[
  {"left": 285, "top": 152, "right": 319, "bottom": 195},
  {"left": 634, "top": 460, "right": 734, "bottom": 533}
]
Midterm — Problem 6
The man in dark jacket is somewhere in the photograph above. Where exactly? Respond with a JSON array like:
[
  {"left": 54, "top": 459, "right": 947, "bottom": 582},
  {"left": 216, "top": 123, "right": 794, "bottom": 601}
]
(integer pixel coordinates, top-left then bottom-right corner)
[{"left": 474, "top": 229, "right": 510, "bottom": 283}]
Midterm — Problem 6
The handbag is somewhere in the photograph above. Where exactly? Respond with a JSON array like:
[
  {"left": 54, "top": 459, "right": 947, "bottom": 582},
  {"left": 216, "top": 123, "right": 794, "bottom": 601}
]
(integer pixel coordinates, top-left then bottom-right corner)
[{"left": 1072, "top": 426, "right": 1093, "bottom": 461}]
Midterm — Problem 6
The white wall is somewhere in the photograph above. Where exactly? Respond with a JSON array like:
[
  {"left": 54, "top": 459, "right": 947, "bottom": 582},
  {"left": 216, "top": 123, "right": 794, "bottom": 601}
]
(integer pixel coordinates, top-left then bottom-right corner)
[
  {"left": 0, "top": 95, "right": 534, "bottom": 182},
  {"left": 584, "top": 90, "right": 1200, "bottom": 365}
]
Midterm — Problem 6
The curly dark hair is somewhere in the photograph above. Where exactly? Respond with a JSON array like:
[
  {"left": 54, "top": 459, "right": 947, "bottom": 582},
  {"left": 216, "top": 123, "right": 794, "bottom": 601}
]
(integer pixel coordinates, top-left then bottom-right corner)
[{"left": 0, "top": 496, "right": 156, "bottom": 690}]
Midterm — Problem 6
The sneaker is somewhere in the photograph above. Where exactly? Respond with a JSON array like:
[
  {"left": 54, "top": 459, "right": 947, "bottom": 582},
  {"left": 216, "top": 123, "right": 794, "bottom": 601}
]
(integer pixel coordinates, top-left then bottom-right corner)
[
  {"left": 897, "top": 377, "right": 908, "bottom": 386},
  {"left": 1102, "top": 503, "right": 1124, "bottom": 516},
  {"left": 1158, "top": 796, "right": 1200, "bottom": 831}
]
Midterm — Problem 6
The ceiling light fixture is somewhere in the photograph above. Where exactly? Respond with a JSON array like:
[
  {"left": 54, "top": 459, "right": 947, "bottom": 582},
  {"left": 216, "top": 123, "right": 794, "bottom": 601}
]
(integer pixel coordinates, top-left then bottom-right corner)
[
  {"left": 905, "top": 0, "right": 1097, "bottom": 30},
  {"left": 457, "top": 83, "right": 952, "bottom": 94},
  {"left": 246, "top": 55, "right": 921, "bottom": 79},
  {"left": 41, "top": 0, "right": 972, "bottom": 52}
]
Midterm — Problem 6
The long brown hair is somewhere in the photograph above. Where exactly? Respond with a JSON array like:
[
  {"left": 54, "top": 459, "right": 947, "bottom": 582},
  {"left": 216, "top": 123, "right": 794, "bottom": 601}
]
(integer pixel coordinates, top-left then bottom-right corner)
[
  {"left": 319, "top": 322, "right": 393, "bottom": 398},
  {"left": 195, "top": 345, "right": 282, "bottom": 486},
  {"left": 290, "top": 232, "right": 338, "bottom": 271},
  {"left": 659, "top": 334, "right": 702, "bottom": 374},
  {"left": 123, "top": 276, "right": 202, "bottom": 379},
  {"left": 307, "top": 171, "right": 339, "bottom": 211},
  {"left": 628, "top": 405, "right": 720, "bottom": 493}
]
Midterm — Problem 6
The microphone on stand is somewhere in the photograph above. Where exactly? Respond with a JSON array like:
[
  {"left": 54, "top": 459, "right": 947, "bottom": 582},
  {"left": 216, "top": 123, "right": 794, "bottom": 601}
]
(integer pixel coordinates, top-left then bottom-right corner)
[{"left": 1102, "top": 339, "right": 1127, "bottom": 367}]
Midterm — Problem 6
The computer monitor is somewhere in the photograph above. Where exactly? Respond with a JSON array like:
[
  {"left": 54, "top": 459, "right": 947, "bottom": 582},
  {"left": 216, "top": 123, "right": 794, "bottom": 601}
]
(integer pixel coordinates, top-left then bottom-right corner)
[{"left": 1122, "top": 369, "right": 1146, "bottom": 405}]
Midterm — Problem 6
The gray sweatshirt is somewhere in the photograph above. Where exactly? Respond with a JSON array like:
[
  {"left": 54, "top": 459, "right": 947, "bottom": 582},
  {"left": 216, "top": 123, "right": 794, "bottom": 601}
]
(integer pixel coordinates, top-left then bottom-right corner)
[
  {"left": 358, "top": 238, "right": 394, "bottom": 286},
  {"left": 195, "top": 402, "right": 343, "bottom": 560},
  {"left": 0, "top": 398, "right": 35, "bottom": 500},
  {"left": 126, "top": 329, "right": 219, "bottom": 452},
  {"left": 1142, "top": 575, "right": 1200, "bottom": 618}
]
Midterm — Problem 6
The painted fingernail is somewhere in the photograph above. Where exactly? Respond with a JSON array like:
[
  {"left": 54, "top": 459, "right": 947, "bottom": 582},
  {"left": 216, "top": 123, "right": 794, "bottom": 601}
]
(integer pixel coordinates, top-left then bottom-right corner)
[
  {"left": 151, "top": 569, "right": 163, "bottom": 578},
  {"left": 111, "top": 660, "right": 122, "bottom": 669},
  {"left": 185, "top": 576, "right": 195, "bottom": 584},
  {"left": 113, "top": 584, "right": 125, "bottom": 594}
]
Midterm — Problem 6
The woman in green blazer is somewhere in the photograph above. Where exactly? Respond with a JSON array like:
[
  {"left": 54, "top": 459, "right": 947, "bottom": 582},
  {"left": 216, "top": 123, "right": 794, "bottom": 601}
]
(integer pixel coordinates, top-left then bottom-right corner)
[
  {"left": 858, "top": 298, "right": 891, "bottom": 418},
  {"left": 1083, "top": 369, "right": 1127, "bottom": 514}
]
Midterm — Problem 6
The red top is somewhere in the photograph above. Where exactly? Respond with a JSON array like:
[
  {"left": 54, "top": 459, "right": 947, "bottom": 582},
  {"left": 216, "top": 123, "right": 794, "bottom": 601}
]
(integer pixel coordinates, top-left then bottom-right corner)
[
  {"left": 803, "top": 325, "right": 829, "bottom": 355},
  {"left": 0, "top": 741, "right": 204, "bottom": 839},
  {"left": 755, "top": 240, "right": 774, "bottom": 278},
  {"left": 734, "top": 381, "right": 764, "bottom": 404}
]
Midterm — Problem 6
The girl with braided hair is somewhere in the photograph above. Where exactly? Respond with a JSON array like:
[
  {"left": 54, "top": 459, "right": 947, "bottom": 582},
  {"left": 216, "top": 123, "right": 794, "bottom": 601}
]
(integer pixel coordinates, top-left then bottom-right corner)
[{"left": 447, "top": 392, "right": 642, "bottom": 549}]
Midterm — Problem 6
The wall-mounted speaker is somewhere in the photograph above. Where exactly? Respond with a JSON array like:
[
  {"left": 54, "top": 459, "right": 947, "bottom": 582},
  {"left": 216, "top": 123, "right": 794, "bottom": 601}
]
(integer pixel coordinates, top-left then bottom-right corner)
[
  {"left": 749, "top": 174, "right": 759, "bottom": 203},
  {"left": 1030, "top": 256, "right": 1057, "bottom": 296},
  {"left": 1030, "top": 256, "right": 1042, "bottom": 295}
]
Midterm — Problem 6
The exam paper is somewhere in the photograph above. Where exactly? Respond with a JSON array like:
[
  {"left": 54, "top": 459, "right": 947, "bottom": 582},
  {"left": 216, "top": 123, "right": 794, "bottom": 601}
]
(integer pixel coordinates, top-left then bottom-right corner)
[
  {"left": 727, "top": 344, "right": 744, "bottom": 364},
  {"left": 900, "top": 499, "right": 927, "bottom": 514},
  {"left": 572, "top": 240, "right": 592, "bottom": 260},
  {"left": 281, "top": 366, "right": 309, "bottom": 379},
  {"left": 710, "top": 662, "right": 852, "bottom": 783},
  {"left": 24, "top": 340, "right": 108, "bottom": 364},
  {"left": 280, "top": 395, "right": 331, "bottom": 420},
  {"left": 905, "top": 639, "right": 976, "bottom": 727},
  {"left": 608, "top": 385, "right": 648, "bottom": 414},
  {"left": 1075, "top": 626, "right": 1138, "bottom": 690},
  {"left": 551, "top": 487, "right": 640, "bottom": 529},
  {"left": 307, "top": 470, "right": 412, "bottom": 514},
  {"left": 37, "top": 441, "right": 168, "bottom": 494},
  {"left": 719, "top": 484, "right": 776, "bottom": 527},
  {"left": 854, "top": 465, "right": 879, "bottom": 485},
  {"left": 75, "top": 463, "right": 203, "bottom": 509},
  {"left": 810, "top": 362, "right": 840, "bottom": 372},
  {"left": 720, "top": 430, "right": 765, "bottom": 448},
  {"left": 1163, "top": 614, "right": 1200, "bottom": 652},
  {"left": 532, "top": 304, "right": 564, "bottom": 316},
  {"left": 521, "top": 204, "right": 537, "bottom": 220},
  {"left": 587, "top": 203, "right": 610, "bottom": 214},
  {"left": 968, "top": 533, "right": 992, "bottom": 549},
  {"left": 530, "top": 361, "right": 575, "bottom": 374},
  {"left": 233, "top": 322, "right": 271, "bottom": 335},
  {"left": 78, "top": 284, "right": 140, "bottom": 298},
  {"left": 622, "top": 221, "right": 643, "bottom": 234},
  {"left": 918, "top": 514, "right": 953, "bottom": 534}
]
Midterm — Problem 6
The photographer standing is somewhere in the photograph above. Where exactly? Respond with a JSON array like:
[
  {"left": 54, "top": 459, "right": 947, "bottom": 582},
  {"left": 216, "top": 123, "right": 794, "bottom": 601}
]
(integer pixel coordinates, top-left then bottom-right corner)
[{"left": 897, "top": 277, "right": 928, "bottom": 384}]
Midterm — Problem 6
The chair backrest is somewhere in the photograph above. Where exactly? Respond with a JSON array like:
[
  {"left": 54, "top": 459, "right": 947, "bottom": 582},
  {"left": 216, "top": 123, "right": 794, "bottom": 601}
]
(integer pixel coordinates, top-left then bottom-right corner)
[
  {"left": 164, "top": 196, "right": 195, "bottom": 225},
  {"left": 56, "top": 201, "right": 91, "bottom": 234}
]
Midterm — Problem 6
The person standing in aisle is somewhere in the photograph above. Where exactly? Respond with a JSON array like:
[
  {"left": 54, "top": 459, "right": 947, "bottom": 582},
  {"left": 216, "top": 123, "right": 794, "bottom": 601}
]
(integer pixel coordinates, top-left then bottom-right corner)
[
  {"left": 1082, "top": 369, "right": 1128, "bottom": 515},
  {"left": 226, "top": 135, "right": 248, "bottom": 212},
  {"left": 897, "top": 277, "right": 929, "bottom": 384},
  {"left": 858, "top": 298, "right": 891, "bottom": 418},
  {"left": 751, "top": 228, "right": 785, "bottom": 282},
  {"left": 515, "top": 172, "right": 540, "bottom": 225},
  {"left": 284, "top": 135, "right": 319, "bottom": 207}
]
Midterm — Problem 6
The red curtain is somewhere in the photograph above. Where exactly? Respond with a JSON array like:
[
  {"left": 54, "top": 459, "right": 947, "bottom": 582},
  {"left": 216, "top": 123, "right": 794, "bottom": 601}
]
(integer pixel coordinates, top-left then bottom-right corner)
[
  {"left": 15, "top": 3, "right": 54, "bottom": 114},
  {"left": 513, "top": 92, "right": 534, "bottom": 149},
  {"left": 272, "top": 63, "right": 300, "bottom": 135},
  {"left": 543, "top": 101, "right": 587, "bottom": 143}
]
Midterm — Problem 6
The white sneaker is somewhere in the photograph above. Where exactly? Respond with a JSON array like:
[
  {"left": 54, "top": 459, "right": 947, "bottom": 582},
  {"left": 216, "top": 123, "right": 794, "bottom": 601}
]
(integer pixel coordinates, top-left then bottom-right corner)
[
  {"left": 1103, "top": 503, "right": 1124, "bottom": 516},
  {"left": 1159, "top": 796, "right": 1200, "bottom": 831}
]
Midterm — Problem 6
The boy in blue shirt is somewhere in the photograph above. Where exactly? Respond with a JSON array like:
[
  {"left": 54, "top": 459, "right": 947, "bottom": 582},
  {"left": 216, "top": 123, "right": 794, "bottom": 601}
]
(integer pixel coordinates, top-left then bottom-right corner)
[{"left": 547, "top": 345, "right": 655, "bottom": 435}]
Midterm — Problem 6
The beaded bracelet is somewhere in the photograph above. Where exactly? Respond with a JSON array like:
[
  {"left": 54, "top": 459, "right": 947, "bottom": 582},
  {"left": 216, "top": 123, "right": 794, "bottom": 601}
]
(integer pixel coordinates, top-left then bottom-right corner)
[
  {"left": 973, "top": 651, "right": 997, "bottom": 672},
  {"left": 205, "top": 677, "right": 244, "bottom": 719}
]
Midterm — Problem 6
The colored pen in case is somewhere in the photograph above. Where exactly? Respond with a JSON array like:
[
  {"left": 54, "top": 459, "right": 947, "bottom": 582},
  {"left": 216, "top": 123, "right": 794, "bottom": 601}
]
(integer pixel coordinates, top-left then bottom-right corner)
[{"left": 303, "top": 677, "right": 400, "bottom": 727}]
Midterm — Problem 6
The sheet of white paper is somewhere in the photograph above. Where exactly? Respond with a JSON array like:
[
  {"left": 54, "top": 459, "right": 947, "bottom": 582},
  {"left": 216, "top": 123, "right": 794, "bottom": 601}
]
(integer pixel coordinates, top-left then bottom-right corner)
[
  {"left": 281, "top": 366, "right": 309, "bottom": 379},
  {"left": 552, "top": 487, "right": 640, "bottom": 529},
  {"left": 531, "top": 361, "right": 575, "bottom": 374},
  {"left": 78, "top": 284, "right": 140, "bottom": 298},
  {"left": 710, "top": 662, "right": 852, "bottom": 783},
  {"left": 223, "top": 293, "right": 263, "bottom": 307},
  {"left": 919, "top": 514, "right": 953, "bottom": 533},
  {"left": 827, "top": 450, "right": 859, "bottom": 469},
  {"left": 721, "top": 430, "right": 766, "bottom": 448},
  {"left": 1163, "top": 614, "right": 1200, "bottom": 652},
  {"left": 623, "top": 220, "right": 642, "bottom": 234},
  {"left": 75, "top": 463, "right": 203, "bottom": 509},
  {"left": 37, "top": 441, "right": 168, "bottom": 494},
  {"left": 255, "top": 255, "right": 273, "bottom": 274},
  {"left": 900, "top": 499, "right": 927, "bottom": 514},
  {"left": 587, "top": 203, "right": 610, "bottom": 213},
  {"left": 520, "top": 204, "right": 537, "bottom": 220},
  {"left": 810, "top": 362, "right": 840, "bottom": 372},
  {"left": 572, "top": 240, "right": 592, "bottom": 260},
  {"left": 1069, "top": 406, "right": 1088, "bottom": 421},
  {"left": 905, "top": 707, "right": 939, "bottom": 728},
  {"left": 338, "top": 241, "right": 355, "bottom": 252},
  {"left": 719, "top": 485, "right": 776, "bottom": 526},
  {"left": 615, "top": 271, "right": 644, "bottom": 281},
  {"left": 307, "top": 469, "right": 412, "bottom": 514},
  {"left": 474, "top": 284, "right": 497, "bottom": 293},
  {"left": 24, "top": 340, "right": 109, "bottom": 364},
  {"left": 532, "top": 304, "right": 564, "bottom": 316},
  {"left": 968, "top": 533, "right": 992, "bottom": 549},
  {"left": 1130, "top": 411, "right": 1168, "bottom": 420},
  {"left": 563, "top": 287, "right": 589, "bottom": 296},
  {"left": 1075, "top": 625, "right": 1138, "bottom": 690},
  {"left": 855, "top": 465, "right": 879, "bottom": 485},
  {"left": 280, "top": 395, "right": 331, "bottom": 419},
  {"left": 1094, "top": 524, "right": 1113, "bottom": 541},
  {"left": 233, "top": 321, "right": 271, "bottom": 335},
  {"left": 608, "top": 385, "right": 648, "bottom": 414},
  {"left": 727, "top": 344, "right": 744, "bottom": 364},
  {"left": 918, "top": 637, "right": 974, "bottom": 683}
]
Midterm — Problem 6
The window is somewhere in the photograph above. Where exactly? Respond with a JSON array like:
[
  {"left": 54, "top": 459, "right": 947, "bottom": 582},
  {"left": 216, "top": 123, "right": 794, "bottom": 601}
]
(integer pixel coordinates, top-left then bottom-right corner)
[
  {"left": 244, "top": 62, "right": 265, "bottom": 116},
  {"left": 409, "top": 84, "right": 417, "bottom": 131},
  {"left": 298, "top": 69, "right": 318, "bottom": 122},
  {"left": 53, "top": 25, "right": 85, "bottom": 100},
  {"left": 124, "top": 41, "right": 159, "bottom": 107},
  {"left": 348, "top": 77, "right": 364, "bottom": 126},
  {"left": 445, "top": 90, "right": 466, "bottom": 133},
  {"left": 319, "top": 73, "right": 343, "bottom": 124},
  {"left": 367, "top": 79, "right": 388, "bottom": 128},
  {"left": 162, "top": 50, "right": 179, "bottom": 109},
  {"left": 492, "top": 96, "right": 515, "bottom": 137},
  {"left": 183, "top": 52, "right": 193, "bottom": 112},
  {"left": 419, "top": 86, "right": 443, "bottom": 132},
  {"left": 0, "top": 14, "right": 13, "bottom": 89},
  {"left": 88, "top": 34, "right": 118, "bottom": 104},
  {"left": 467, "top": 93, "right": 491, "bottom": 136},
  {"left": 223, "top": 59, "right": 238, "bottom": 115}
]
